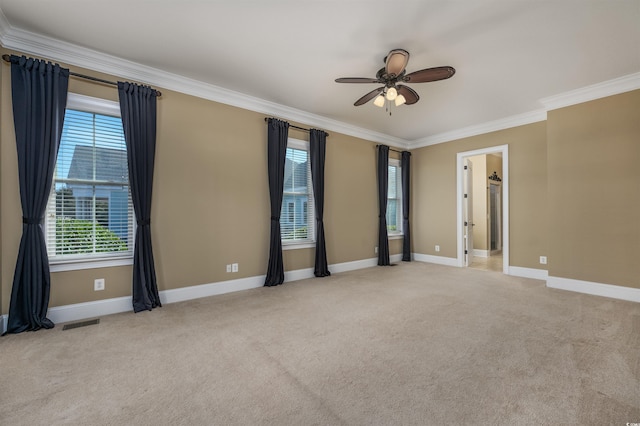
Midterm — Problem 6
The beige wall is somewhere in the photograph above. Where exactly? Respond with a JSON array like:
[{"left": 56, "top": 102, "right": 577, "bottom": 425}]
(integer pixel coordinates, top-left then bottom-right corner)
[
  {"left": 412, "top": 122, "right": 548, "bottom": 269},
  {"left": 547, "top": 90, "right": 640, "bottom": 288},
  {"left": 412, "top": 89, "right": 640, "bottom": 290},
  {"left": 0, "top": 49, "right": 402, "bottom": 313},
  {"left": 2, "top": 49, "right": 638, "bottom": 315}
]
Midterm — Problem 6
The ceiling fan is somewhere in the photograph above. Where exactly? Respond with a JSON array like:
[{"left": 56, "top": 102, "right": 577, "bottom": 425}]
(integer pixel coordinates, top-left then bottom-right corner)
[{"left": 335, "top": 49, "right": 455, "bottom": 108}]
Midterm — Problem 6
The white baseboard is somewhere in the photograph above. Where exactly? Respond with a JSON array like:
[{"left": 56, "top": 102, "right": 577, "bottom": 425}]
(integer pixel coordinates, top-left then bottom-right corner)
[
  {"left": 473, "top": 249, "right": 489, "bottom": 258},
  {"left": 48, "top": 296, "right": 132, "bottom": 325},
  {"left": 412, "top": 253, "right": 459, "bottom": 267},
  {"left": 327, "top": 255, "right": 405, "bottom": 273},
  {"left": 331, "top": 257, "right": 377, "bottom": 273},
  {"left": 547, "top": 276, "right": 640, "bottom": 303},
  {"left": 1, "top": 255, "right": 405, "bottom": 334},
  {"left": 508, "top": 266, "right": 548, "bottom": 281},
  {"left": 284, "top": 268, "right": 313, "bottom": 282},
  {"left": 161, "top": 275, "right": 265, "bottom": 305}
]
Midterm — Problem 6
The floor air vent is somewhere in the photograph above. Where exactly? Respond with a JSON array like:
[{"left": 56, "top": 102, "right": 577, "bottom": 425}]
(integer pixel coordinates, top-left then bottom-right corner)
[{"left": 62, "top": 319, "right": 100, "bottom": 330}]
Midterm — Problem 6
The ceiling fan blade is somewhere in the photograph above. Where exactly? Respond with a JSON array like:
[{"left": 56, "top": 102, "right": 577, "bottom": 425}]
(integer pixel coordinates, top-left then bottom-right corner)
[
  {"left": 403, "top": 66, "right": 456, "bottom": 83},
  {"left": 397, "top": 85, "right": 419, "bottom": 105},
  {"left": 335, "top": 77, "right": 380, "bottom": 83},
  {"left": 385, "top": 49, "right": 410, "bottom": 77},
  {"left": 354, "top": 87, "right": 384, "bottom": 106}
]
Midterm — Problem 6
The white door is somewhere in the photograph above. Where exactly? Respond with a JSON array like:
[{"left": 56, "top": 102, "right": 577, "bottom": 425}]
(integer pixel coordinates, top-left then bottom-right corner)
[{"left": 463, "top": 159, "right": 474, "bottom": 266}]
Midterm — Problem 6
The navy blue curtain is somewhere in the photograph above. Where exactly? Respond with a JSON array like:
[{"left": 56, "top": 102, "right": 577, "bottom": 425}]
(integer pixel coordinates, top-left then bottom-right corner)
[
  {"left": 7, "top": 55, "right": 69, "bottom": 333},
  {"left": 118, "top": 82, "right": 161, "bottom": 313},
  {"left": 401, "top": 151, "right": 411, "bottom": 261},
  {"left": 265, "top": 118, "right": 289, "bottom": 286},
  {"left": 377, "top": 145, "right": 390, "bottom": 266},
  {"left": 310, "top": 129, "right": 330, "bottom": 277}
]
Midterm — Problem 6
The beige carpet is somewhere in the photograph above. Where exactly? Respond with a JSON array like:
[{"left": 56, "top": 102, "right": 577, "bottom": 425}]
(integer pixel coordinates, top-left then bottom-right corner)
[{"left": 1, "top": 262, "right": 639, "bottom": 425}]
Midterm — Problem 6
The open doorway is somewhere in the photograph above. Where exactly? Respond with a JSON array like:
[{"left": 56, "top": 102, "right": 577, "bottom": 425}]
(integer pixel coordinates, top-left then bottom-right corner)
[{"left": 456, "top": 145, "right": 509, "bottom": 274}]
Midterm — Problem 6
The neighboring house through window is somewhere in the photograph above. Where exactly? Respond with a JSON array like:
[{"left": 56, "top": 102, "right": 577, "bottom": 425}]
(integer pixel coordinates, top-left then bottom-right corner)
[
  {"left": 288, "top": 202, "right": 295, "bottom": 223},
  {"left": 45, "top": 93, "right": 135, "bottom": 271},
  {"left": 387, "top": 158, "right": 402, "bottom": 236},
  {"left": 281, "top": 138, "right": 315, "bottom": 247}
]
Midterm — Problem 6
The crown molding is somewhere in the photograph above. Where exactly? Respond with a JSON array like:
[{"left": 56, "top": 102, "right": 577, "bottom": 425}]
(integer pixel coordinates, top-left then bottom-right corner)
[
  {"left": 0, "top": 22, "right": 409, "bottom": 148},
  {"left": 0, "top": 9, "right": 636, "bottom": 151},
  {"left": 0, "top": 8, "right": 10, "bottom": 39},
  {"left": 408, "top": 69, "right": 640, "bottom": 149},
  {"left": 540, "top": 72, "right": 640, "bottom": 111},
  {"left": 409, "top": 109, "right": 547, "bottom": 149}
]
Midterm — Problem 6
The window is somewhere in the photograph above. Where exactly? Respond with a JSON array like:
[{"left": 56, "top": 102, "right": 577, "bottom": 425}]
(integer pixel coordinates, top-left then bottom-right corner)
[
  {"left": 288, "top": 202, "right": 295, "bottom": 223},
  {"left": 280, "top": 138, "right": 315, "bottom": 247},
  {"left": 45, "top": 94, "right": 135, "bottom": 269},
  {"left": 387, "top": 159, "right": 402, "bottom": 236}
]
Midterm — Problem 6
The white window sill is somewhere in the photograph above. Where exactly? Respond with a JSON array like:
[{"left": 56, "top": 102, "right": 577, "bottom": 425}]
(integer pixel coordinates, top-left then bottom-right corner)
[
  {"left": 388, "top": 233, "right": 404, "bottom": 240},
  {"left": 282, "top": 242, "right": 316, "bottom": 251},
  {"left": 50, "top": 257, "right": 133, "bottom": 272}
]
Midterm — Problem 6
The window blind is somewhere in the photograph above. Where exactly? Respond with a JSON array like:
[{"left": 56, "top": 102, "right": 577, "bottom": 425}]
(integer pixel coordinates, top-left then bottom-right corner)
[
  {"left": 387, "top": 160, "right": 402, "bottom": 234},
  {"left": 281, "top": 140, "right": 315, "bottom": 244},
  {"left": 45, "top": 109, "right": 135, "bottom": 262}
]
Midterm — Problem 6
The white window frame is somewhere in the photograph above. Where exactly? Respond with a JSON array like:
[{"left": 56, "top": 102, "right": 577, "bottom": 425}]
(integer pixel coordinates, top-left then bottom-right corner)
[
  {"left": 47, "top": 93, "right": 135, "bottom": 272},
  {"left": 387, "top": 158, "right": 403, "bottom": 239},
  {"left": 281, "top": 138, "right": 316, "bottom": 250}
]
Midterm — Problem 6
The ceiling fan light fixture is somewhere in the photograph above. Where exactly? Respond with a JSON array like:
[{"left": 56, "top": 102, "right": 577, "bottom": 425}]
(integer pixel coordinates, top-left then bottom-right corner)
[
  {"left": 395, "top": 94, "right": 406, "bottom": 106},
  {"left": 373, "top": 95, "right": 385, "bottom": 107},
  {"left": 386, "top": 87, "right": 397, "bottom": 101}
]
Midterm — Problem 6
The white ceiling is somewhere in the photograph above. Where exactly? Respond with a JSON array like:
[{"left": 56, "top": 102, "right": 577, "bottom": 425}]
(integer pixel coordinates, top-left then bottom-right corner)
[{"left": 1, "top": 1, "right": 639, "bottom": 146}]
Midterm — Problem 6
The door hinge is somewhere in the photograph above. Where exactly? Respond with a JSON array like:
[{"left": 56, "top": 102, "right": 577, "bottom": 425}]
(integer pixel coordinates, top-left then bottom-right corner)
[
  {"left": 464, "top": 221, "right": 468, "bottom": 226},
  {"left": 464, "top": 194, "right": 468, "bottom": 198},
  {"left": 464, "top": 250, "right": 468, "bottom": 254},
  {"left": 464, "top": 165, "right": 468, "bottom": 170}
]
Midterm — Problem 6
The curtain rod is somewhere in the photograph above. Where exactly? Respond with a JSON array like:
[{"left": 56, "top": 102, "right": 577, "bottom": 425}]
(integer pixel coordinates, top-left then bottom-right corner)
[
  {"left": 376, "top": 144, "right": 405, "bottom": 154},
  {"left": 264, "top": 117, "right": 329, "bottom": 136},
  {"left": 2, "top": 54, "right": 162, "bottom": 97}
]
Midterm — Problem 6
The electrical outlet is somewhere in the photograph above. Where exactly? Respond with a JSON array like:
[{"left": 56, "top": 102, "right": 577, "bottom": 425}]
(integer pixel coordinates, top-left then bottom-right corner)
[
  {"left": 226, "top": 264, "right": 232, "bottom": 273},
  {"left": 94, "top": 278, "right": 105, "bottom": 291},
  {"left": 539, "top": 256, "right": 547, "bottom": 265},
  {"left": 375, "top": 246, "right": 378, "bottom": 254},
  {"left": 435, "top": 245, "right": 440, "bottom": 252},
  {"left": 232, "top": 263, "right": 238, "bottom": 273}
]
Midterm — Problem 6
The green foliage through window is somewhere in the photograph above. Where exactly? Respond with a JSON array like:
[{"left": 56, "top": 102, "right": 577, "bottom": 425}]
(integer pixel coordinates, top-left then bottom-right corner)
[
  {"left": 55, "top": 217, "right": 128, "bottom": 255},
  {"left": 281, "top": 226, "right": 308, "bottom": 240}
]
